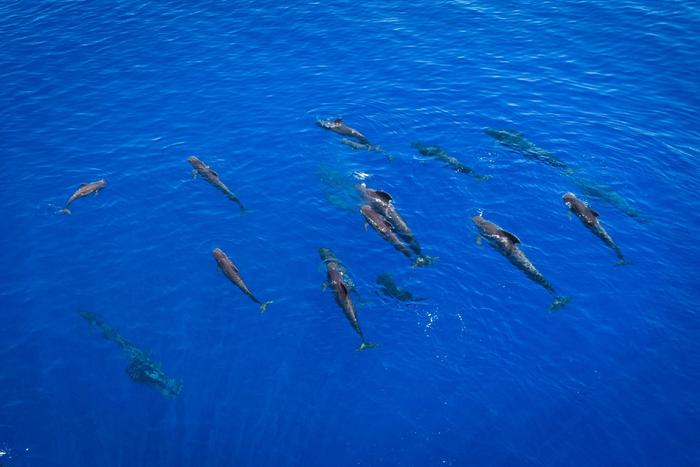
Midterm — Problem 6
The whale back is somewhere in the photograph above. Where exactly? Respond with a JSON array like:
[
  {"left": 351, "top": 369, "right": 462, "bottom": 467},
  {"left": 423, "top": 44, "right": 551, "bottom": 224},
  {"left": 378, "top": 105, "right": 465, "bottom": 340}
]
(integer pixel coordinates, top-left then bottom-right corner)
[
  {"left": 498, "top": 229, "right": 521, "bottom": 245},
  {"left": 371, "top": 190, "right": 393, "bottom": 204}
]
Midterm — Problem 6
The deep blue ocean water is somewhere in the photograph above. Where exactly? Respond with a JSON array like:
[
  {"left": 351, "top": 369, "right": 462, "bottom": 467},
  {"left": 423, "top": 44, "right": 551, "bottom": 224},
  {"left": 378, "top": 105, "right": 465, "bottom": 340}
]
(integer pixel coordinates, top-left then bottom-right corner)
[{"left": 2, "top": 0, "right": 699, "bottom": 465}]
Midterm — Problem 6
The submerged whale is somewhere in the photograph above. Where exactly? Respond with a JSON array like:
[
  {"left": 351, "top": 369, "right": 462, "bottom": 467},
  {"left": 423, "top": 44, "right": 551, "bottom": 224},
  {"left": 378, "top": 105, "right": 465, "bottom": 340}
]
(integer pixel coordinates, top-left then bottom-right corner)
[
  {"left": 213, "top": 248, "right": 272, "bottom": 313},
  {"left": 78, "top": 310, "right": 182, "bottom": 399},
  {"left": 472, "top": 214, "right": 571, "bottom": 310},
  {"left": 483, "top": 129, "right": 643, "bottom": 221},
  {"left": 320, "top": 248, "right": 376, "bottom": 351},
  {"left": 188, "top": 156, "right": 246, "bottom": 212},
  {"left": 563, "top": 193, "right": 629, "bottom": 265},
  {"left": 376, "top": 273, "right": 423, "bottom": 302},
  {"left": 483, "top": 128, "right": 572, "bottom": 171},
  {"left": 341, "top": 138, "right": 392, "bottom": 160},
  {"left": 59, "top": 179, "right": 107, "bottom": 215},
  {"left": 571, "top": 176, "right": 643, "bottom": 221},
  {"left": 413, "top": 143, "right": 489, "bottom": 180}
]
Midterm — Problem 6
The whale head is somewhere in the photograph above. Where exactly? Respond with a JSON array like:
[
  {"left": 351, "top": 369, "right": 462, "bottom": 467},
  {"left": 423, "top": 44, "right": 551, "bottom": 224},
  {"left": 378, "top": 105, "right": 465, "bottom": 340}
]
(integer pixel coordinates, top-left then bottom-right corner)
[
  {"left": 319, "top": 247, "right": 336, "bottom": 262},
  {"left": 472, "top": 214, "right": 499, "bottom": 238},
  {"left": 472, "top": 214, "right": 486, "bottom": 230},
  {"left": 212, "top": 248, "right": 226, "bottom": 261},
  {"left": 187, "top": 155, "right": 204, "bottom": 168},
  {"left": 316, "top": 119, "right": 340, "bottom": 130},
  {"left": 562, "top": 192, "right": 577, "bottom": 203}
]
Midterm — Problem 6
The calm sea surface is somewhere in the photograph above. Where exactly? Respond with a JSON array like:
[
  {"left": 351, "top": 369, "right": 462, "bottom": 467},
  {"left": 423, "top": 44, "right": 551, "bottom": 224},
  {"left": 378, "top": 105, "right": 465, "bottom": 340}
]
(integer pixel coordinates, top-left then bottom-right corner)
[{"left": 1, "top": 1, "right": 699, "bottom": 465}]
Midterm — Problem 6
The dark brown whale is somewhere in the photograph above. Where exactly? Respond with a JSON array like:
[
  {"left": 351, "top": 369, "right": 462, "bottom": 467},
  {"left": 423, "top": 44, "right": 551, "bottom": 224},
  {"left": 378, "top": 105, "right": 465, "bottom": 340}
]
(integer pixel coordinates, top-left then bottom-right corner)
[
  {"left": 360, "top": 205, "right": 414, "bottom": 260},
  {"left": 358, "top": 184, "right": 420, "bottom": 254},
  {"left": 188, "top": 156, "right": 245, "bottom": 212},
  {"left": 317, "top": 118, "right": 368, "bottom": 142},
  {"left": 472, "top": 214, "right": 571, "bottom": 310},
  {"left": 358, "top": 185, "right": 436, "bottom": 266},
  {"left": 59, "top": 179, "right": 107, "bottom": 215},
  {"left": 213, "top": 248, "right": 271, "bottom": 313},
  {"left": 563, "top": 192, "right": 629, "bottom": 265},
  {"left": 320, "top": 247, "right": 376, "bottom": 351}
]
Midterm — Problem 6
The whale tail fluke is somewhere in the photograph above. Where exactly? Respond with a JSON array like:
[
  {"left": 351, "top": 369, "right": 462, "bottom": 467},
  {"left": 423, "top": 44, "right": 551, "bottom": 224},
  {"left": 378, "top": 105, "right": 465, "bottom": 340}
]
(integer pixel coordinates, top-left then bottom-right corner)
[
  {"left": 357, "top": 341, "right": 378, "bottom": 352},
  {"left": 231, "top": 198, "right": 246, "bottom": 213},
  {"left": 413, "top": 255, "right": 438, "bottom": 268},
  {"left": 224, "top": 191, "right": 246, "bottom": 212},
  {"left": 615, "top": 258, "right": 632, "bottom": 267},
  {"left": 58, "top": 207, "right": 71, "bottom": 215},
  {"left": 550, "top": 296, "right": 572, "bottom": 311},
  {"left": 259, "top": 301, "right": 273, "bottom": 314}
]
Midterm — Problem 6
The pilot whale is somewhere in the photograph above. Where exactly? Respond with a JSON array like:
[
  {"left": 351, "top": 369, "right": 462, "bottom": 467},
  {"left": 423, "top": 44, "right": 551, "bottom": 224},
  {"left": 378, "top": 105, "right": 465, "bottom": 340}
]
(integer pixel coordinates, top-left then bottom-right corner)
[
  {"left": 413, "top": 143, "right": 489, "bottom": 180},
  {"left": 213, "top": 248, "right": 272, "bottom": 313},
  {"left": 483, "top": 129, "right": 644, "bottom": 221},
  {"left": 376, "top": 273, "right": 423, "bottom": 302},
  {"left": 563, "top": 192, "right": 629, "bottom": 265},
  {"left": 572, "top": 176, "right": 644, "bottom": 221},
  {"left": 78, "top": 310, "right": 182, "bottom": 399},
  {"left": 484, "top": 128, "right": 572, "bottom": 172},
  {"left": 341, "top": 138, "right": 392, "bottom": 160},
  {"left": 358, "top": 184, "right": 421, "bottom": 255},
  {"left": 317, "top": 118, "right": 368, "bottom": 142},
  {"left": 59, "top": 179, "right": 107, "bottom": 215},
  {"left": 361, "top": 205, "right": 413, "bottom": 260},
  {"left": 320, "top": 248, "right": 376, "bottom": 351},
  {"left": 472, "top": 214, "right": 571, "bottom": 310},
  {"left": 188, "top": 156, "right": 246, "bottom": 212}
]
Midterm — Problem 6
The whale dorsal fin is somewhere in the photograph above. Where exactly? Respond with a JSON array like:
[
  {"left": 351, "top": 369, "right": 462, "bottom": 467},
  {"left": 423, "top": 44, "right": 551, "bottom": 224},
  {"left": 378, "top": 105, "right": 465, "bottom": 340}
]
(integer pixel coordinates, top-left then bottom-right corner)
[
  {"left": 79, "top": 182, "right": 88, "bottom": 187},
  {"left": 209, "top": 169, "right": 219, "bottom": 178},
  {"left": 334, "top": 118, "right": 343, "bottom": 124},
  {"left": 498, "top": 229, "right": 521, "bottom": 244},
  {"left": 373, "top": 190, "right": 393, "bottom": 203},
  {"left": 591, "top": 210, "right": 599, "bottom": 217}
]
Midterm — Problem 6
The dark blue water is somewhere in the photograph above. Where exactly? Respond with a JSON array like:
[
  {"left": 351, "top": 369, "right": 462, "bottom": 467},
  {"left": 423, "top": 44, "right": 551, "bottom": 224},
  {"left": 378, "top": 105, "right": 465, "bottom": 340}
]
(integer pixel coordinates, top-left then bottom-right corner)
[{"left": 2, "top": 1, "right": 699, "bottom": 465}]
